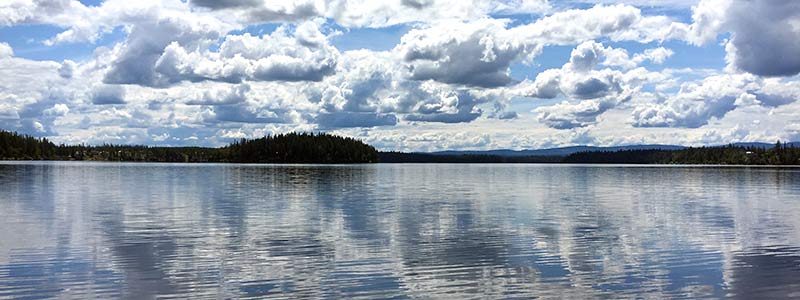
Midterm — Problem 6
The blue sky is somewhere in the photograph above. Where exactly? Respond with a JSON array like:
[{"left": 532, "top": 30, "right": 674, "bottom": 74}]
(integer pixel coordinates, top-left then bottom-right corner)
[{"left": 0, "top": 0, "right": 798, "bottom": 151}]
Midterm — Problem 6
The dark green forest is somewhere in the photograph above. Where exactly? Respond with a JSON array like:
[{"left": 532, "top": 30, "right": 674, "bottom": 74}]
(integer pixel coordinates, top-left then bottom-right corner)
[
  {"left": 0, "top": 130, "right": 378, "bottom": 163},
  {"left": 562, "top": 142, "right": 800, "bottom": 165},
  {"left": 225, "top": 133, "right": 379, "bottom": 163},
  {"left": 1, "top": 130, "right": 798, "bottom": 165}
]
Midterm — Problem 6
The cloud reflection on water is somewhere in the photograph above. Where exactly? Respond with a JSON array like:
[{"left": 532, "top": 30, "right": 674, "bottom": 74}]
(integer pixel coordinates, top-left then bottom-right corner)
[{"left": 0, "top": 163, "right": 799, "bottom": 299}]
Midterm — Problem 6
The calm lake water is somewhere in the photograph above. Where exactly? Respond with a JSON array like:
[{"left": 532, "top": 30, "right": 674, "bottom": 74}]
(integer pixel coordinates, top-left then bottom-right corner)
[{"left": 1, "top": 162, "right": 799, "bottom": 299}]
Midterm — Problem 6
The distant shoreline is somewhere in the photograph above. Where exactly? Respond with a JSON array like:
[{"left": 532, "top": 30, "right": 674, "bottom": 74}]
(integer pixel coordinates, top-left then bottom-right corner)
[
  {"left": 2, "top": 159, "right": 800, "bottom": 167},
  {"left": 3, "top": 130, "right": 799, "bottom": 165},
  {"left": 376, "top": 145, "right": 800, "bottom": 165}
]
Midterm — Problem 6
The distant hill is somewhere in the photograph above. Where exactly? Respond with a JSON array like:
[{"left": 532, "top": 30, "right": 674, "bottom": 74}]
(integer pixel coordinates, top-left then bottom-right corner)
[
  {"left": 428, "top": 144, "right": 687, "bottom": 157},
  {"left": 381, "top": 142, "right": 800, "bottom": 165},
  {"left": 426, "top": 142, "right": 800, "bottom": 157}
]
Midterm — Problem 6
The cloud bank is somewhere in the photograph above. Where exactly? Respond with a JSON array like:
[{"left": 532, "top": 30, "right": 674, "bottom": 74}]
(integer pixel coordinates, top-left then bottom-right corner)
[{"left": 0, "top": 0, "right": 799, "bottom": 150}]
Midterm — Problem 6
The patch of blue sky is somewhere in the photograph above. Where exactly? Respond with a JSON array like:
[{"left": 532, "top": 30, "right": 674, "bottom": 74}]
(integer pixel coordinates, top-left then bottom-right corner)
[
  {"left": 602, "top": 39, "right": 726, "bottom": 71},
  {"left": 553, "top": 1, "right": 694, "bottom": 21},
  {"left": 490, "top": 13, "right": 542, "bottom": 27},
  {"left": 227, "top": 23, "right": 281, "bottom": 37},
  {"left": 637, "top": 4, "right": 693, "bottom": 22},
  {"left": 510, "top": 45, "right": 573, "bottom": 80},
  {"left": 78, "top": 0, "right": 104, "bottom": 6},
  {"left": 657, "top": 38, "right": 728, "bottom": 71},
  {"left": 0, "top": 24, "right": 126, "bottom": 62},
  {"left": 330, "top": 24, "right": 411, "bottom": 52},
  {"left": 595, "top": 39, "right": 725, "bottom": 74},
  {"left": 508, "top": 37, "right": 727, "bottom": 80},
  {"left": 507, "top": 94, "right": 564, "bottom": 114},
  {"left": 551, "top": 1, "right": 594, "bottom": 11}
]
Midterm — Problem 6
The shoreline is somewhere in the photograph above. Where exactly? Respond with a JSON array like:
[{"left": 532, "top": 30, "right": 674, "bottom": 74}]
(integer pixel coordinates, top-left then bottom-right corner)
[{"left": 2, "top": 160, "right": 799, "bottom": 167}]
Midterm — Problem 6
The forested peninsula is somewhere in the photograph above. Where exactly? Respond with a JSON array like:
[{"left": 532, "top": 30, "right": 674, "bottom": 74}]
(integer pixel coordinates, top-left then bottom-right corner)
[
  {"left": 0, "top": 130, "right": 379, "bottom": 163},
  {"left": 1, "top": 130, "right": 798, "bottom": 165}
]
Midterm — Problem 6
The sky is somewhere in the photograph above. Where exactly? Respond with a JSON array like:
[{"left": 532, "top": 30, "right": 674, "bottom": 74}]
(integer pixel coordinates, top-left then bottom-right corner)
[{"left": 0, "top": 0, "right": 799, "bottom": 151}]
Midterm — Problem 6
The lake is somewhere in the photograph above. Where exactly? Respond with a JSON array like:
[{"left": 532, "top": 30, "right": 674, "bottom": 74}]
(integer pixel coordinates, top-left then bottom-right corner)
[{"left": 1, "top": 162, "right": 799, "bottom": 299}]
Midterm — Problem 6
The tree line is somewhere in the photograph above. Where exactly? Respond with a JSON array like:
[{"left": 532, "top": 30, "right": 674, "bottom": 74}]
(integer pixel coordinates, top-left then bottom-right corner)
[
  {"left": 562, "top": 142, "right": 799, "bottom": 165},
  {"left": 0, "top": 130, "right": 379, "bottom": 163},
  {"left": 226, "top": 133, "right": 379, "bottom": 163},
  {"left": 2, "top": 129, "right": 798, "bottom": 165}
]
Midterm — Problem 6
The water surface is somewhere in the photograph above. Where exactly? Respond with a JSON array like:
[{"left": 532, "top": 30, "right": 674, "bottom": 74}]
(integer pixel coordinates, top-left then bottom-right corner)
[{"left": 1, "top": 162, "right": 799, "bottom": 299}]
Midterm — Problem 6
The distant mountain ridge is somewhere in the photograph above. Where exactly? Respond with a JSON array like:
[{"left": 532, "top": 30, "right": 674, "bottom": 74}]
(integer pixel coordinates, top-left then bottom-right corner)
[
  {"left": 425, "top": 142, "right": 800, "bottom": 157},
  {"left": 726, "top": 142, "right": 800, "bottom": 149}
]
